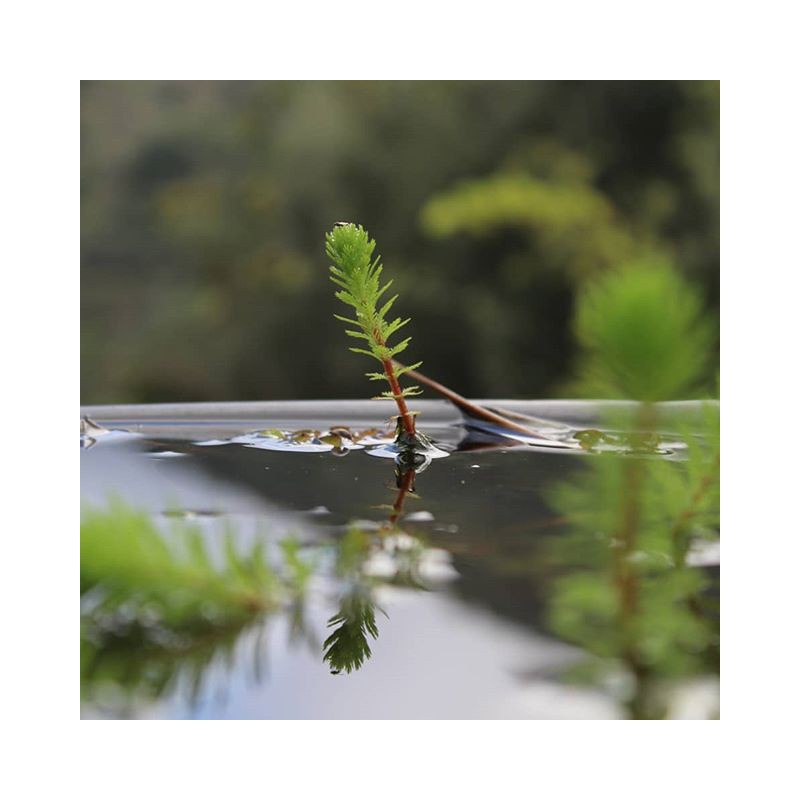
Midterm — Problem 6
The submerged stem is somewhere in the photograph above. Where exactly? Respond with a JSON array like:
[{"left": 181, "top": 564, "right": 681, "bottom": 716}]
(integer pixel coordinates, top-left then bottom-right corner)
[{"left": 389, "top": 466, "right": 417, "bottom": 527}]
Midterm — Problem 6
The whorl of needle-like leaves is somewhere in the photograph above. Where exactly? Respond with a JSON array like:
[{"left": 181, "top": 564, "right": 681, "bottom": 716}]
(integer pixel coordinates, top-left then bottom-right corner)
[{"left": 326, "top": 223, "right": 422, "bottom": 400}]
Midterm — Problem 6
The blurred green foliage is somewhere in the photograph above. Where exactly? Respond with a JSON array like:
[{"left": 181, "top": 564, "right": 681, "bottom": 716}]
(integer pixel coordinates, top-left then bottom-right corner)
[
  {"left": 81, "top": 80, "right": 718, "bottom": 403},
  {"left": 81, "top": 501, "right": 284, "bottom": 632},
  {"left": 547, "top": 407, "right": 720, "bottom": 718},
  {"left": 421, "top": 170, "right": 640, "bottom": 279},
  {"left": 571, "top": 260, "right": 716, "bottom": 400},
  {"left": 544, "top": 264, "right": 720, "bottom": 717},
  {"left": 81, "top": 501, "right": 298, "bottom": 705}
]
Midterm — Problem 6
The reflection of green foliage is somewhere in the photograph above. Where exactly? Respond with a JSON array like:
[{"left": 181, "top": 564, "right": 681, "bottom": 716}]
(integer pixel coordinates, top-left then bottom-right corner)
[
  {"left": 81, "top": 502, "right": 314, "bottom": 705},
  {"left": 572, "top": 261, "right": 715, "bottom": 400},
  {"left": 324, "top": 526, "right": 382, "bottom": 674},
  {"left": 321, "top": 524, "right": 433, "bottom": 674},
  {"left": 82, "top": 506, "right": 433, "bottom": 709},
  {"left": 334, "top": 525, "right": 372, "bottom": 577},
  {"left": 81, "top": 501, "right": 280, "bottom": 631},
  {"left": 81, "top": 616, "right": 257, "bottom": 707},
  {"left": 323, "top": 591, "right": 380, "bottom": 675},
  {"left": 280, "top": 537, "right": 315, "bottom": 591}
]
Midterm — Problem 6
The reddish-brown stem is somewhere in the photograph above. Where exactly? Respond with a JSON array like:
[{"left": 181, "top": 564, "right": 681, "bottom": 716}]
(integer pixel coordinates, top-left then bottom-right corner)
[
  {"left": 389, "top": 467, "right": 417, "bottom": 526},
  {"left": 381, "top": 358, "right": 416, "bottom": 436},
  {"left": 393, "top": 361, "right": 557, "bottom": 440},
  {"left": 372, "top": 330, "right": 416, "bottom": 436}
]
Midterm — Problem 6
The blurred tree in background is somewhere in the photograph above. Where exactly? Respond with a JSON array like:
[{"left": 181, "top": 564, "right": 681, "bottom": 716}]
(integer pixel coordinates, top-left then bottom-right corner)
[{"left": 81, "top": 80, "right": 718, "bottom": 403}]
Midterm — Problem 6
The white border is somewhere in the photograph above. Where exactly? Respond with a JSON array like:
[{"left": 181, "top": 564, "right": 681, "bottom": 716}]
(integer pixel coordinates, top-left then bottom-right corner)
[{"left": 9, "top": 0, "right": 800, "bottom": 795}]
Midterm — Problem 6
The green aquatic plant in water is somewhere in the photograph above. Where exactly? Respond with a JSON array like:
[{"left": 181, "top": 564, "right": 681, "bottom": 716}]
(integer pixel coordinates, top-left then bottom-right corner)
[
  {"left": 325, "top": 222, "right": 422, "bottom": 442},
  {"left": 81, "top": 502, "right": 312, "bottom": 704},
  {"left": 547, "top": 260, "right": 720, "bottom": 718}
]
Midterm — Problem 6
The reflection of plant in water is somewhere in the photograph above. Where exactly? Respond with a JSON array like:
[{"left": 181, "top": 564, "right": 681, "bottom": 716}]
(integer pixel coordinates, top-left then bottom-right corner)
[
  {"left": 324, "top": 590, "right": 380, "bottom": 675},
  {"left": 385, "top": 463, "right": 418, "bottom": 528},
  {"left": 81, "top": 501, "right": 313, "bottom": 707},
  {"left": 322, "top": 463, "right": 449, "bottom": 674},
  {"left": 82, "top": 614, "right": 262, "bottom": 711},
  {"left": 546, "top": 261, "right": 720, "bottom": 719},
  {"left": 82, "top": 501, "right": 284, "bottom": 630},
  {"left": 322, "top": 525, "right": 380, "bottom": 675},
  {"left": 82, "top": 465, "right": 445, "bottom": 702}
]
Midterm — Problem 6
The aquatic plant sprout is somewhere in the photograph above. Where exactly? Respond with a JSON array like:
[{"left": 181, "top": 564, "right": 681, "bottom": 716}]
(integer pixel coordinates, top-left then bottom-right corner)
[{"left": 325, "top": 223, "right": 422, "bottom": 438}]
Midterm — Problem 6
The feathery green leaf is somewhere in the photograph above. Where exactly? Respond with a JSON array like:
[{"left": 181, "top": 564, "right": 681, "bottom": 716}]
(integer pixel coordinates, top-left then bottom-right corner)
[{"left": 325, "top": 222, "right": 422, "bottom": 402}]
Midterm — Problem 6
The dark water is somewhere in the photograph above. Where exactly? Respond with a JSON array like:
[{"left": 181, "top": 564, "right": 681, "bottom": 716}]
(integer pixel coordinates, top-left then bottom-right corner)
[{"left": 80, "top": 400, "right": 719, "bottom": 719}]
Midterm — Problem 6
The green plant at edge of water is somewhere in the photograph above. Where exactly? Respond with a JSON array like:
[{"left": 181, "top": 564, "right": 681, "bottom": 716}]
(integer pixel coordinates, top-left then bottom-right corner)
[
  {"left": 544, "top": 259, "right": 720, "bottom": 717},
  {"left": 325, "top": 222, "right": 422, "bottom": 439}
]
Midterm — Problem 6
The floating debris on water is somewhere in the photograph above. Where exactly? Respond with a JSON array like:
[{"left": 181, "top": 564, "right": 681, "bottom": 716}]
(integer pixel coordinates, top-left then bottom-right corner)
[
  {"left": 192, "top": 424, "right": 454, "bottom": 467},
  {"left": 573, "top": 428, "right": 686, "bottom": 455},
  {"left": 195, "top": 425, "right": 395, "bottom": 456}
]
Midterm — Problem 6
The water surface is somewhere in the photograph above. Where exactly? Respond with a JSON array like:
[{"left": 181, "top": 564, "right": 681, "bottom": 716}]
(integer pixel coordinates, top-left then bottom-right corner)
[{"left": 80, "top": 400, "right": 719, "bottom": 719}]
